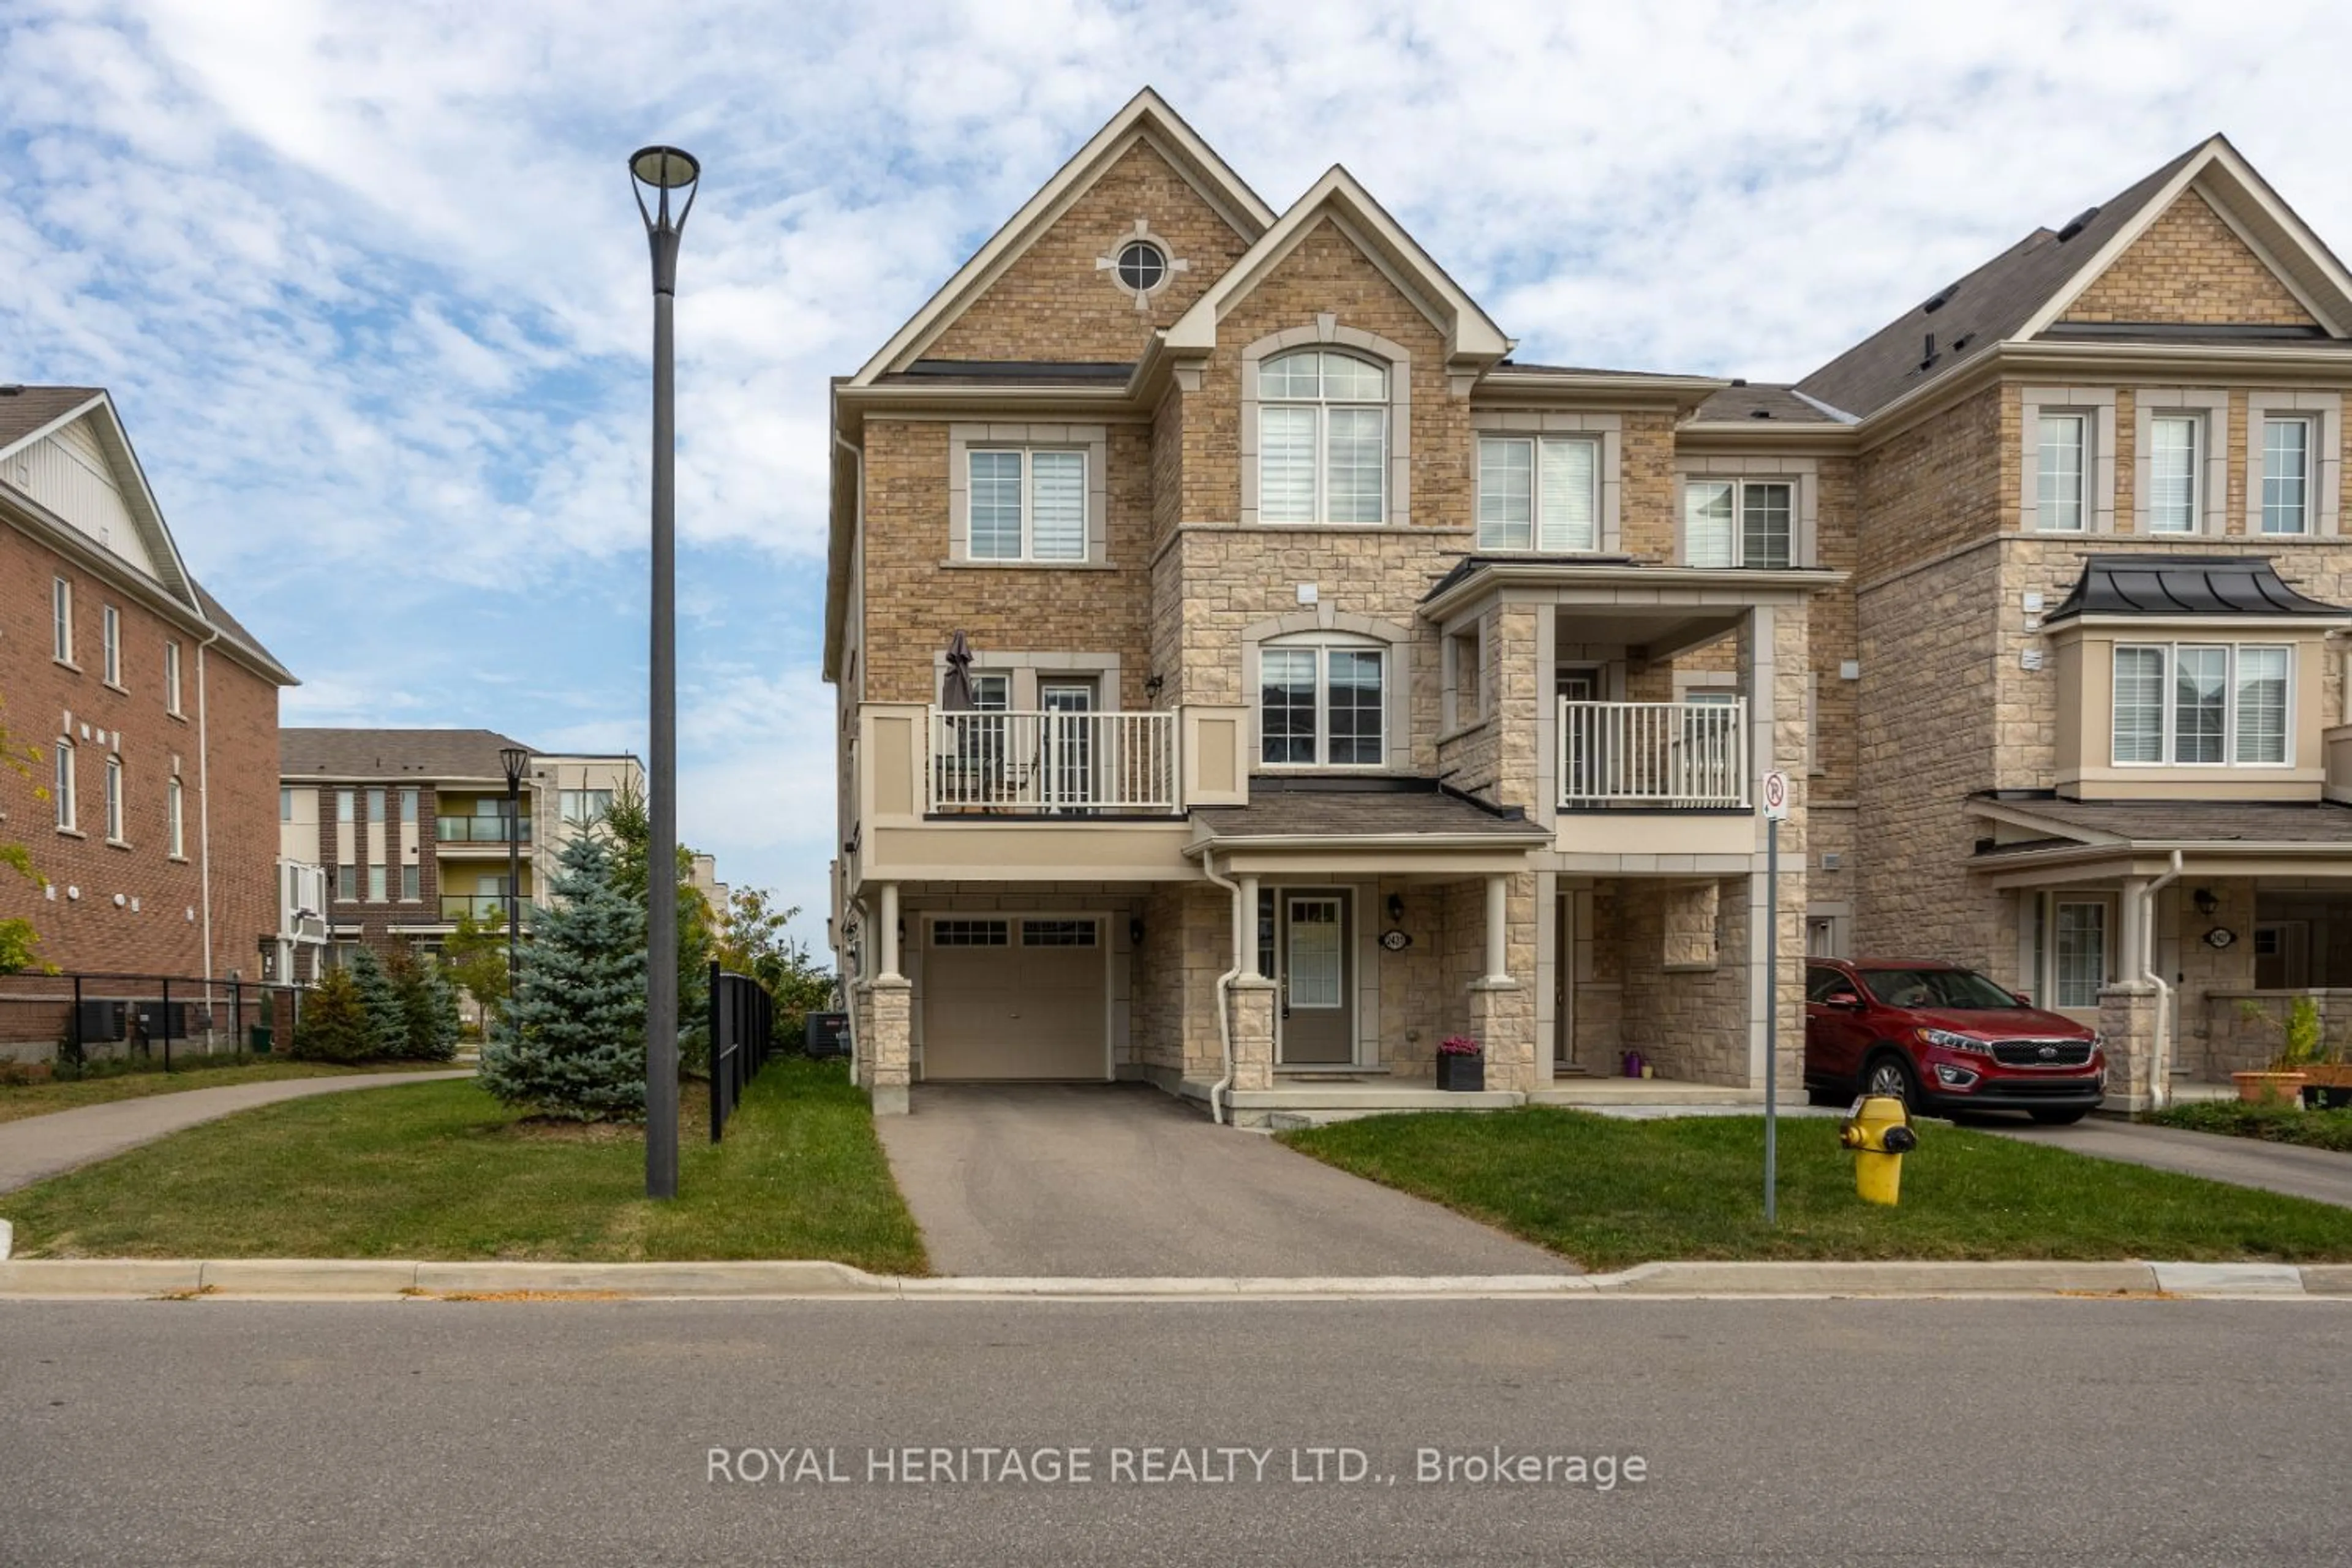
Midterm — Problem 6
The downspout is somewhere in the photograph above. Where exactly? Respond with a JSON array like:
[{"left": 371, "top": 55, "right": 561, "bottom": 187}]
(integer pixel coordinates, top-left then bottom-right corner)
[
  {"left": 845, "top": 895, "right": 871, "bottom": 1084},
  {"left": 192, "top": 624, "right": 222, "bottom": 991},
  {"left": 2139, "top": 850, "right": 2184, "bottom": 1112},
  {"left": 835, "top": 428, "right": 867, "bottom": 1088},
  {"left": 1199, "top": 850, "right": 1243, "bottom": 1126}
]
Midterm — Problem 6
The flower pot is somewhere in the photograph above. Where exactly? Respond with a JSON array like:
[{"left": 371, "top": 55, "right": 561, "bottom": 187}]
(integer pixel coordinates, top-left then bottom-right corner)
[
  {"left": 1436, "top": 1054, "right": 1484, "bottom": 1093},
  {"left": 2233, "top": 1070, "right": 2309, "bottom": 1106},
  {"left": 2300, "top": 1063, "right": 2352, "bottom": 1089}
]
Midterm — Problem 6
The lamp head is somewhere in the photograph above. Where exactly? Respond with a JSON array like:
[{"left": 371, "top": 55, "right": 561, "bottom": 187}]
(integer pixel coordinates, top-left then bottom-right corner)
[
  {"left": 499, "top": 747, "right": 532, "bottom": 791},
  {"left": 629, "top": 146, "right": 701, "bottom": 190}
]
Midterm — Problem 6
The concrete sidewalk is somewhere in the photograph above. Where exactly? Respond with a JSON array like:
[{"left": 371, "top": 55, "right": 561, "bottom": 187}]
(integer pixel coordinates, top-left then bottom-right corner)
[
  {"left": 0, "top": 1070, "right": 473, "bottom": 1194},
  {"left": 1980, "top": 1115, "right": 2352, "bottom": 1208}
]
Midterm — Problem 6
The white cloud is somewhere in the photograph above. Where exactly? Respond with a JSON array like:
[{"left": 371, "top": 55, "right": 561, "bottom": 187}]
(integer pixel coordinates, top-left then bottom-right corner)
[{"left": 8, "top": 0, "right": 2351, "bottom": 944}]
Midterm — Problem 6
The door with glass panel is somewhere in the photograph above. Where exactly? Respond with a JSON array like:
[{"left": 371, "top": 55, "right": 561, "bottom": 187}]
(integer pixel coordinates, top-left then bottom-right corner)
[
  {"left": 1273, "top": 891, "right": 1353, "bottom": 1064},
  {"left": 1557, "top": 666, "right": 1604, "bottom": 804},
  {"left": 1039, "top": 679, "right": 1096, "bottom": 812},
  {"left": 2049, "top": 897, "right": 2111, "bottom": 1017}
]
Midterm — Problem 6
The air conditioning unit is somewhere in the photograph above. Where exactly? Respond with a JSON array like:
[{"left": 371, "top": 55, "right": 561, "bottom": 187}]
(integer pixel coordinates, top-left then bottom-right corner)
[
  {"left": 1820, "top": 852, "right": 1844, "bottom": 871},
  {"left": 77, "top": 999, "right": 128, "bottom": 1043}
]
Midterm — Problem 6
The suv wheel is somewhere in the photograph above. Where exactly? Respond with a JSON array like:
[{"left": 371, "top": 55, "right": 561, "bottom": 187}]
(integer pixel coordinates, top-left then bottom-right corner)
[{"left": 1861, "top": 1052, "right": 1917, "bottom": 1110}]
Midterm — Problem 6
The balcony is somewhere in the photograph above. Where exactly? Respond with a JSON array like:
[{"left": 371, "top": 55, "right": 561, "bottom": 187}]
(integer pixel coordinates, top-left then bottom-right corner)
[
  {"left": 928, "top": 709, "right": 1180, "bottom": 815},
  {"left": 440, "top": 894, "right": 534, "bottom": 924},
  {"left": 436, "top": 815, "right": 531, "bottom": 844},
  {"left": 1559, "top": 698, "right": 1749, "bottom": 810}
]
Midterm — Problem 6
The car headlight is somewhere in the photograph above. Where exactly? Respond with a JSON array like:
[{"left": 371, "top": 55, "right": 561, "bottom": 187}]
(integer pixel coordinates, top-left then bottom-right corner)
[{"left": 1917, "top": 1027, "right": 1994, "bottom": 1055}]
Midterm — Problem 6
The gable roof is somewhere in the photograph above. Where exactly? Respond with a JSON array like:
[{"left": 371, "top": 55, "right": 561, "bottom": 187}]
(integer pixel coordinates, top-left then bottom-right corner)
[
  {"left": 850, "top": 89, "right": 1274, "bottom": 386},
  {"left": 0, "top": 385, "right": 195, "bottom": 598},
  {"left": 0, "top": 384, "right": 104, "bottom": 448},
  {"left": 280, "top": 728, "right": 537, "bottom": 781},
  {"left": 1161, "top": 165, "right": 1511, "bottom": 363},
  {"left": 1798, "top": 135, "right": 2352, "bottom": 420}
]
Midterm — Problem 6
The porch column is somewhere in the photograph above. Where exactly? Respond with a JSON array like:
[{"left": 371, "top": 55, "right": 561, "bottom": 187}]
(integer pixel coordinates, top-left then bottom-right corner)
[
  {"left": 1238, "top": 874, "right": 1260, "bottom": 975},
  {"left": 1484, "top": 873, "right": 1510, "bottom": 982},
  {"left": 2120, "top": 876, "right": 2148, "bottom": 987},
  {"left": 867, "top": 976, "right": 912, "bottom": 1116},
  {"left": 878, "top": 881, "right": 902, "bottom": 981},
  {"left": 1227, "top": 976, "right": 1276, "bottom": 1102}
]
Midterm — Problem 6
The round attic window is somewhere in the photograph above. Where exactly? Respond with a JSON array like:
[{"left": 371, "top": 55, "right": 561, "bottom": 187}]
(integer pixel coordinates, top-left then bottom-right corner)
[{"left": 1115, "top": 239, "right": 1167, "bottom": 293}]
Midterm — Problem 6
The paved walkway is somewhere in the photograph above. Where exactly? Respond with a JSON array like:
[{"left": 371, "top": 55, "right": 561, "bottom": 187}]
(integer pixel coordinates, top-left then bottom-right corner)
[
  {"left": 1983, "top": 1115, "right": 2352, "bottom": 1208},
  {"left": 0, "top": 1071, "right": 473, "bottom": 1194},
  {"left": 874, "top": 1082, "right": 1573, "bottom": 1278}
]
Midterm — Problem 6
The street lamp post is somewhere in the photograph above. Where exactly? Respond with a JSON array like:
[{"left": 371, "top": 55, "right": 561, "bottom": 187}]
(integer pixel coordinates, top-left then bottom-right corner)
[
  {"left": 498, "top": 746, "right": 530, "bottom": 1017},
  {"left": 630, "top": 144, "right": 698, "bottom": 1201}
]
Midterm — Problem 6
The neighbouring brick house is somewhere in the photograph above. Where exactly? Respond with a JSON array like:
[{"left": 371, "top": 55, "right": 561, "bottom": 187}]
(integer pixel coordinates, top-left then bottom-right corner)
[
  {"left": 0, "top": 385, "right": 298, "bottom": 991},
  {"left": 277, "top": 729, "right": 643, "bottom": 980},
  {"left": 825, "top": 91, "right": 2352, "bottom": 1121}
]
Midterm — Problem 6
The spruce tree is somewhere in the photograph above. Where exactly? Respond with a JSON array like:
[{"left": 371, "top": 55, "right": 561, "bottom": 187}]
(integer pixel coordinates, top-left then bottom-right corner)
[
  {"left": 347, "top": 948, "right": 407, "bottom": 1060},
  {"left": 290, "top": 967, "right": 375, "bottom": 1063},
  {"left": 390, "top": 948, "right": 462, "bottom": 1061},
  {"left": 478, "top": 829, "right": 647, "bottom": 1120}
]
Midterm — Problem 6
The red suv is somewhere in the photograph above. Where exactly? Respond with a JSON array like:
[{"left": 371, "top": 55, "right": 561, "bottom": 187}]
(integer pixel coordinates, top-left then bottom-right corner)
[{"left": 1804, "top": 959, "right": 2105, "bottom": 1123}]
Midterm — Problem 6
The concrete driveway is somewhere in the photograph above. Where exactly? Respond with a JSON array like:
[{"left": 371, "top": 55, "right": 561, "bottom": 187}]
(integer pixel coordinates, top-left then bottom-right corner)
[
  {"left": 1980, "top": 1115, "right": 2352, "bottom": 1208},
  {"left": 874, "top": 1084, "right": 1573, "bottom": 1278}
]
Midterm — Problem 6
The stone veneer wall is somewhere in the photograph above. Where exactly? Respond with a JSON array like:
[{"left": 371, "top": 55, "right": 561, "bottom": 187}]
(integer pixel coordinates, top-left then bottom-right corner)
[
  {"left": 2060, "top": 191, "right": 2320, "bottom": 327},
  {"left": 925, "top": 140, "right": 1253, "bottom": 364}
]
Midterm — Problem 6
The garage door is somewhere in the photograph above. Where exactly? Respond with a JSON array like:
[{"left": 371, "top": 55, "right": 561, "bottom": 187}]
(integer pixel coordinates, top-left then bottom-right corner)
[{"left": 921, "top": 916, "right": 1107, "bottom": 1080}]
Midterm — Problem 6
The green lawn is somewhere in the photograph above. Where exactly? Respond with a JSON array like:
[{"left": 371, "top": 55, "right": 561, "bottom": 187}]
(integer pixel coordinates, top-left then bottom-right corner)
[
  {"left": 0, "top": 1059, "right": 454, "bottom": 1126},
  {"left": 1281, "top": 1107, "right": 2352, "bottom": 1272},
  {"left": 1, "top": 1058, "right": 927, "bottom": 1274}
]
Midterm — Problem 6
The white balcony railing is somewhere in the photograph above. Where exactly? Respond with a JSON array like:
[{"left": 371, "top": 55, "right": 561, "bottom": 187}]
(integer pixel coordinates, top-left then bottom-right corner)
[
  {"left": 929, "top": 709, "right": 1180, "bottom": 815},
  {"left": 1559, "top": 698, "right": 1749, "bottom": 809}
]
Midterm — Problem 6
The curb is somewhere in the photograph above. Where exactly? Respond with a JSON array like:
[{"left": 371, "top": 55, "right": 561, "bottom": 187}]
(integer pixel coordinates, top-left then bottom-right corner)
[{"left": 1, "top": 1258, "right": 2348, "bottom": 1300}]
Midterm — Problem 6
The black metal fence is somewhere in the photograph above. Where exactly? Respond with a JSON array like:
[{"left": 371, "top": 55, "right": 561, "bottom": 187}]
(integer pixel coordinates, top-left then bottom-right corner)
[
  {"left": 707, "top": 962, "right": 776, "bottom": 1142},
  {"left": 0, "top": 970, "right": 311, "bottom": 1074}
]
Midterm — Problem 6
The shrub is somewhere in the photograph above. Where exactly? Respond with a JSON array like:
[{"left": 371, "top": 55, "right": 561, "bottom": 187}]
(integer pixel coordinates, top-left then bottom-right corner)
[
  {"left": 290, "top": 967, "right": 379, "bottom": 1063},
  {"left": 478, "top": 829, "right": 647, "bottom": 1120},
  {"left": 2148, "top": 1099, "right": 2352, "bottom": 1153},
  {"left": 347, "top": 949, "right": 409, "bottom": 1060}
]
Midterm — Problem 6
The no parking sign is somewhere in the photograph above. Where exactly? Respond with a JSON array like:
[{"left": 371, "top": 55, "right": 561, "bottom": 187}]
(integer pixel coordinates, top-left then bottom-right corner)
[{"left": 1762, "top": 769, "right": 1789, "bottom": 821}]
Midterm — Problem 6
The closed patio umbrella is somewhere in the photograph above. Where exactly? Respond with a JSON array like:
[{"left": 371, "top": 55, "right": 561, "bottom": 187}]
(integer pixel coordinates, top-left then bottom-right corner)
[{"left": 941, "top": 630, "right": 977, "bottom": 711}]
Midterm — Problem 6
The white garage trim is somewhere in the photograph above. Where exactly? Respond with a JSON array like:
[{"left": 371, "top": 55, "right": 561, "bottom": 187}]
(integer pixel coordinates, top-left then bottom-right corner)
[{"left": 914, "top": 909, "right": 1114, "bottom": 1081}]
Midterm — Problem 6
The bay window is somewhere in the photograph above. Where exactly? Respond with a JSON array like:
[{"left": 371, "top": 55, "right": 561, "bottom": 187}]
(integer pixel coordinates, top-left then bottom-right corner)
[
  {"left": 1685, "top": 479, "right": 1793, "bottom": 568},
  {"left": 1477, "top": 437, "right": 1597, "bottom": 551},
  {"left": 1258, "top": 350, "right": 1387, "bottom": 524},
  {"left": 2111, "top": 643, "right": 2291, "bottom": 766},
  {"left": 1260, "top": 641, "right": 1386, "bottom": 767},
  {"left": 968, "top": 448, "right": 1087, "bottom": 562}
]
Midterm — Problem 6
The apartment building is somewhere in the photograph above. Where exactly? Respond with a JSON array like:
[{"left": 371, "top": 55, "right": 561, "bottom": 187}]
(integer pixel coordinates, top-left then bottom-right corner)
[
  {"left": 277, "top": 729, "right": 643, "bottom": 973},
  {"left": 824, "top": 91, "right": 2352, "bottom": 1120},
  {"left": 1, "top": 384, "right": 297, "bottom": 982}
]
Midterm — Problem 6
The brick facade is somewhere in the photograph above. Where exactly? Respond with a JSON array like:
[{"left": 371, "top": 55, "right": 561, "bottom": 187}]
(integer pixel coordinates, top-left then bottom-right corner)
[
  {"left": 2061, "top": 190, "right": 2317, "bottom": 326},
  {"left": 0, "top": 518, "right": 286, "bottom": 981}
]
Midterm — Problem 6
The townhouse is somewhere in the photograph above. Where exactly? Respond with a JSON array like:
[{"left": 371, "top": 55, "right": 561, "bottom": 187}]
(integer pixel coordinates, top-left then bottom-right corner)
[
  {"left": 824, "top": 91, "right": 2352, "bottom": 1121},
  {"left": 1, "top": 385, "right": 296, "bottom": 987},
  {"left": 278, "top": 729, "right": 643, "bottom": 974}
]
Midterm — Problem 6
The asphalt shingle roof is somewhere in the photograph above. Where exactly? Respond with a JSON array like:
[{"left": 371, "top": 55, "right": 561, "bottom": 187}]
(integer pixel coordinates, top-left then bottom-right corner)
[
  {"left": 1692, "top": 383, "right": 1844, "bottom": 424},
  {"left": 279, "top": 728, "right": 537, "bottom": 781},
  {"left": 1193, "top": 779, "right": 1546, "bottom": 841},
  {"left": 0, "top": 385, "right": 101, "bottom": 449}
]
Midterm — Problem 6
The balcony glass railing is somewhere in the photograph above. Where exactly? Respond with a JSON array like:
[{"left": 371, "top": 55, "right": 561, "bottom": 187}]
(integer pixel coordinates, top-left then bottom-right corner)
[
  {"left": 440, "top": 894, "right": 535, "bottom": 923},
  {"left": 435, "top": 816, "right": 531, "bottom": 843},
  {"left": 1559, "top": 698, "right": 1749, "bottom": 809}
]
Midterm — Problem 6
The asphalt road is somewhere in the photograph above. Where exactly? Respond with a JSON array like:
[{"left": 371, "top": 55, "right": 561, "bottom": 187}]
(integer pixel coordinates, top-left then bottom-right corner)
[{"left": 4, "top": 1297, "right": 2346, "bottom": 1566}]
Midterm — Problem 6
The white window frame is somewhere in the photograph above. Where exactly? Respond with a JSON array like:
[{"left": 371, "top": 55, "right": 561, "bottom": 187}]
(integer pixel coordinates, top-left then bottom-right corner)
[
  {"left": 164, "top": 639, "right": 183, "bottom": 715},
  {"left": 2260, "top": 415, "right": 2315, "bottom": 537},
  {"left": 101, "top": 604, "right": 122, "bottom": 687},
  {"left": 104, "top": 754, "right": 124, "bottom": 843},
  {"left": 55, "top": 739, "right": 77, "bottom": 832},
  {"left": 2242, "top": 391, "right": 2340, "bottom": 538},
  {"left": 2021, "top": 388, "right": 2117, "bottom": 534},
  {"left": 2046, "top": 894, "right": 2112, "bottom": 1011},
  {"left": 1477, "top": 435, "right": 1600, "bottom": 552},
  {"left": 52, "top": 578, "right": 73, "bottom": 665},
  {"left": 1256, "top": 350, "right": 1390, "bottom": 527},
  {"left": 167, "top": 775, "right": 184, "bottom": 859},
  {"left": 1683, "top": 478, "right": 1796, "bottom": 568},
  {"left": 2132, "top": 390, "right": 2226, "bottom": 537},
  {"left": 2144, "top": 415, "right": 2202, "bottom": 535},
  {"left": 2037, "top": 413, "right": 2089, "bottom": 533},
  {"left": 2111, "top": 642, "right": 2295, "bottom": 767},
  {"left": 1257, "top": 638, "right": 1387, "bottom": 770},
  {"left": 964, "top": 447, "right": 1090, "bottom": 563}
]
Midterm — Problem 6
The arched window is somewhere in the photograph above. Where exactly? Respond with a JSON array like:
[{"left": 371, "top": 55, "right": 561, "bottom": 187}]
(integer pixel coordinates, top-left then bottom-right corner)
[
  {"left": 1259, "top": 633, "right": 1387, "bottom": 767},
  {"left": 1259, "top": 350, "right": 1388, "bottom": 524}
]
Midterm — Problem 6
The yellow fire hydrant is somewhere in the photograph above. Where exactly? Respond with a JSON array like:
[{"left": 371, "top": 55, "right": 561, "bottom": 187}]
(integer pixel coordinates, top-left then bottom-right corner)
[{"left": 1839, "top": 1095, "right": 1920, "bottom": 1205}]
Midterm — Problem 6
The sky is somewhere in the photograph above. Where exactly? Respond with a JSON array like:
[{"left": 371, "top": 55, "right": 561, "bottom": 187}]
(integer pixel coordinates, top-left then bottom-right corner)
[{"left": 6, "top": 0, "right": 2351, "bottom": 949}]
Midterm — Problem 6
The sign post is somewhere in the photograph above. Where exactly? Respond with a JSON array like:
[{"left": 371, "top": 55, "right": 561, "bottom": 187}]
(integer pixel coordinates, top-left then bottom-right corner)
[{"left": 1761, "top": 769, "right": 1790, "bottom": 1225}]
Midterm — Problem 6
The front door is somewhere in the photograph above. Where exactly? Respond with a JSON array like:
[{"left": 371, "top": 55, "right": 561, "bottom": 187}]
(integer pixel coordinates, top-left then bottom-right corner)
[
  {"left": 1039, "top": 680, "right": 1096, "bottom": 810},
  {"left": 1276, "top": 891, "right": 1353, "bottom": 1064}
]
